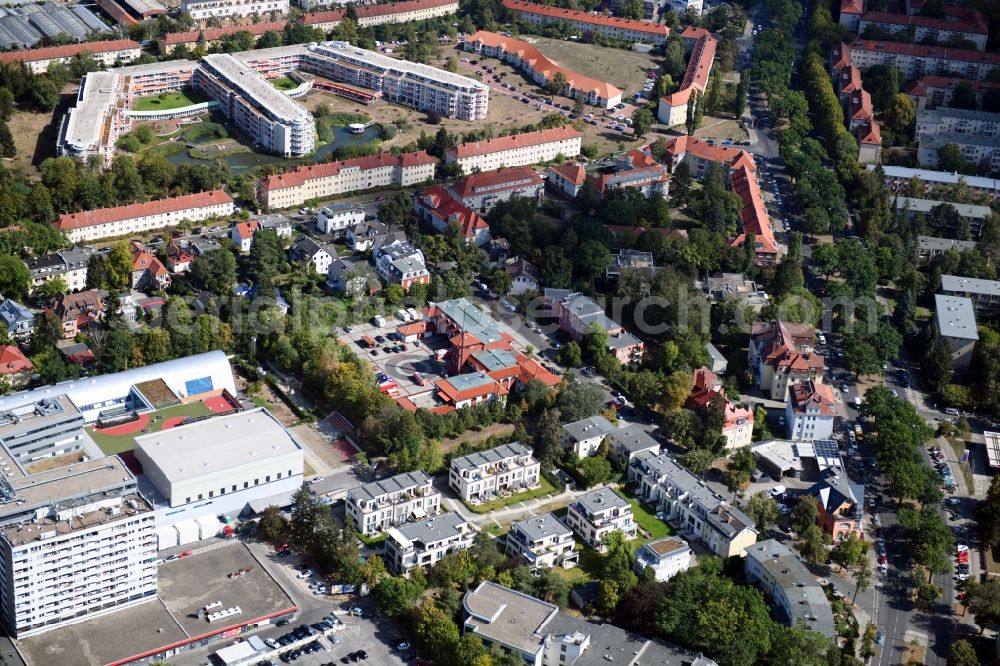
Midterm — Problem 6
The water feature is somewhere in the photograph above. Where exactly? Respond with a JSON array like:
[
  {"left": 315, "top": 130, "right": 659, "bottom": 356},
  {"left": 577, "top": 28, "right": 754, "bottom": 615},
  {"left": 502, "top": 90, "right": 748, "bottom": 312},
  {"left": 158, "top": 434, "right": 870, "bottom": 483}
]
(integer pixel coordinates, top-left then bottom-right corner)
[{"left": 166, "top": 124, "right": 381, "bottom": 173}]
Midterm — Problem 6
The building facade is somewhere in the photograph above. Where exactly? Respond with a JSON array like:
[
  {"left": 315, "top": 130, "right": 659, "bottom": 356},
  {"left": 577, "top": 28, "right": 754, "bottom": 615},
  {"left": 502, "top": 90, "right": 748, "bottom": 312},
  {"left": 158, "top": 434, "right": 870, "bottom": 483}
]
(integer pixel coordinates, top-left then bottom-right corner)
[
  {"left": 785, "top": 381, "right": 837, "bottom": 441},
  {"left": 449, "top": 167, "right": 544, "bottom": 213},
  {"left": 0, "top": 39, "right": 142, "bottom": 73},
  {"left": 745, "top": 540, "right": 835, "bottom": 638},
  {"left": 633, "top": 536, "right": 693, "bottom": 581},
  {"left": 562, "top": 415, "right": 616, "bottom": 458},
  {"left": 446, "top": 127, "right": 583, "bottom": 175},
  {"left": 748, "top": 321, "right": 824, "bottom": 401},
  {"left": 384, "top": 512, "right": 473, "bottom": 575},
  {"left": 565, "top": 488, "right": 636, "bottom": 549},
  {"left": 656, "top": 33, "right": 717, "bottom": 127},
  {"left": 448, "top": 443, "right": 540, "bottom": 503},
  {"left": 374, "top": 240, "right": 430, "bottom": 288},
  {"left": 941, "top": 275, "right": 1000, "bottom": 318},
  {"left": 180, "top": 0, "right": 289, "bottom": 21},
  {"left": 346, "top": 471, "right": 441, "bottom": 537},
  {"left": 848, "top": 39, "right": 1000, "bottom": 81},
  {"left": 501, "top": 0, "right": 669, "bottom": 44},
  {"left": 505, "top": 513, "right": 578, "bottom": 569}
]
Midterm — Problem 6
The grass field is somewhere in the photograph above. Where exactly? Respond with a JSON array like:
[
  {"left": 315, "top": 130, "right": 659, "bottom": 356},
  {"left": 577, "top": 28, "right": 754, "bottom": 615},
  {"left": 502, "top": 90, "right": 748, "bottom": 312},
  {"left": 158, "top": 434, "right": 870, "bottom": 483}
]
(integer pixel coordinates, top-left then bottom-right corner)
[
  {"left": 464, "top": 475, "right": 557, "bottom": 514},
  {"left": 517, "top": 36, "right": 658, "bottom": 96},
  {"left": 134, "top": 90, "right": 208, "bottom": 111},
  {"left": 621, "top": 488, "right": 672, "bottom": 540},
  {"left": 271, "top": 77, "right": 298, "bottom": 90},
  {"left": 88, "top": 401, "right": 214, "bottom": 455}
]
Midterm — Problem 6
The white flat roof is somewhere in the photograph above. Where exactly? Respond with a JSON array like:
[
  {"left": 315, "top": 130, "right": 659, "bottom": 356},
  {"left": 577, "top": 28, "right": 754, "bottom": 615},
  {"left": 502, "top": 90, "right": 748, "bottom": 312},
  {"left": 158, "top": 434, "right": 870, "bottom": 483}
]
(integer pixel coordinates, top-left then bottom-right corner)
[
  {"left": 134, "top": 408, "right": 301, "bottom": 483},
  {"left": 934, "top": 294, "right": 979, "bottom": 341},
  {"left": 203, "top": 53, "right": 312, "bottom": 124},
  {"left": 311, "top": 41, "right": 489, "bottom": 92},
  {"left": 986, "top": 431, "right": 1000, "bottom": 469},
  {"left": 63, "top": 71, "right": 117, "bottom": 152}
]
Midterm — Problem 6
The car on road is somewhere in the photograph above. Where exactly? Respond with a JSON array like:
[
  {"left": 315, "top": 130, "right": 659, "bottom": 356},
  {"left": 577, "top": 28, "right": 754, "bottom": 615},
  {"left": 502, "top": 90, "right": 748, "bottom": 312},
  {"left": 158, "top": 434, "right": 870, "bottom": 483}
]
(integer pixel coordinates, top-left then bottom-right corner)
[
  {"left": 946, "top": 497, "right": 961, "bottom": 505},
  {"left": 297, "top": 569, "right": 312, "bottom": 579},
  {"left": 309, "top": 476, "right": 324, "bottom": 485},
  {"left": 875, "top": 630, "right": 884, "bottom": 646},
  {"left": 396, "top": 641, "right": 411, "bottom": 651},
  {"left": 769, "top": 485, "right": 786, "bottom": 497}
]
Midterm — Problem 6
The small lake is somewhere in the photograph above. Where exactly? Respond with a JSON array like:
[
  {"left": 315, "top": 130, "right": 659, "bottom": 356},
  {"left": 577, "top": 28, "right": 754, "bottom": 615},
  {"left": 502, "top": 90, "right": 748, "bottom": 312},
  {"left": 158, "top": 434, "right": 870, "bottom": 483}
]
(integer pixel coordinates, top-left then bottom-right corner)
[{"left": 166, "top": 125, "right": 381, "bottom": 173}]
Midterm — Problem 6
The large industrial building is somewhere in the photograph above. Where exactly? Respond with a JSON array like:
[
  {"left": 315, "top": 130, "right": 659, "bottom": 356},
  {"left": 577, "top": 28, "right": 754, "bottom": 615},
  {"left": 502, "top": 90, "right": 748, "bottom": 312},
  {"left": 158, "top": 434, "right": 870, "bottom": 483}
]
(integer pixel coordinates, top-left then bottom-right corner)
[{"left": 0, "top": 1, "right": 109, "bottom": 50}]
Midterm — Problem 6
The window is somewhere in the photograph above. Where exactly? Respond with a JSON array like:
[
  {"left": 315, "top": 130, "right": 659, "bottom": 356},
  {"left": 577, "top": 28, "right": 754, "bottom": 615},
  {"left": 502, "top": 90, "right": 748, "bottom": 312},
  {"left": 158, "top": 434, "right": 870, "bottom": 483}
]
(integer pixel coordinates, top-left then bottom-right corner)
[
  {"left": 266, "top": 475, "right": 271, "bottom": 482},
  {"left": 209, "top": 491, "right": 213, "bottom": 498},
  {"left": 198, "top": 494, "right": 203, "bottom": 500}
]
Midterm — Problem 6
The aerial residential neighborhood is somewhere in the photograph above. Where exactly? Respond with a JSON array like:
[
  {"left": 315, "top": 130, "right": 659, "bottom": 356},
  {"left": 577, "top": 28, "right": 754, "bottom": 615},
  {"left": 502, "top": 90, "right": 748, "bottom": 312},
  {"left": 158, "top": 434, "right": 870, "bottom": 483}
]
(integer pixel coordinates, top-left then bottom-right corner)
[{"left": 0, "top": 0, "right": 996, "bottom": 663}]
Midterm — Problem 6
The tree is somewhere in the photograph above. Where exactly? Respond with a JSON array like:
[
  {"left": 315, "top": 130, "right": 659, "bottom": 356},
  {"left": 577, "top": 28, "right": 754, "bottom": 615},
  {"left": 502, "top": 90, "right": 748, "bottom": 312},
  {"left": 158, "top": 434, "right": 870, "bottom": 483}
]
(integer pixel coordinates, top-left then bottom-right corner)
[
  {"left": 745, "top": 493, "right": 780, "bottom": 534},
  {"left": 105, "top": 242, "right": 133, "bottom": 290},
  {"left": 413, "top": 598, "right": 461, "bottom": 655},
  {"left": 557, "top": 380, "right": 604, "bottom": 422},
  {"left": 620, "top": 0, "right": 644, "bottom": 19},
  {"left": 950, "top": 83, "right": 978, "bottom": 110},
  {"left": 883, "top": 93, "right": 916, "bottom": 134},
  {"left": 289, "top": 484, "right": 323, "bottom": 548},
  {"left": 631, "top": 106, "right": 654, "bottom": 138},
  {"left": 373, "top": 574, "right": 424, "bottom": 617},
  {"left": 810, "top": 243, "right": 839, "bottom": 280},
  {"left": 547, "top": 72, "right": 568, "bottom": 97},
  {"left": 602, "top": 530, "right": 637, "bottom": 591},
  {"left": 0, "top": 88, "right": 13, "bottom": 121},
  {"left": 937, "top": 142, "right": 968, "bottom": 173},
  {"left": 359, "top": 554, "right": 388, "bottom": 589},
  {"left": 830, "top": 533, "right": 868, "bottom": 570},
  {"left": 947, "top": 639, "right": 980, "bottom": 666},
  {"left": 249, "top": 228, "right": 283, "bottom": 292},
  {"left": 191, "top": 249, "right": 237, "bottom": 294},
  {"left": 860, "top": 624, "right": 877, "bottom": 661},
  {"left": 578, "top": 455, "right": 612, "bottom": 487},
  {"left": 334, "top": 16, "right": 359, "bottom": 44},
  {"left": 790, "top": 497, "right": 819, "bottom": 535},
  {"left": 0, "top": 120, "right": 14, "bottom": 158},
  {"left": 533, "top": 408, "right": 563, "bottom": 466},
  {"left": 853, "top": 559, "right": 872, "bottom": 603},
  {"left": 257, "top": 505, "right": 289, "bottom": 542},
  {"left": 558, "top": 341, "right": 582, "bottom": 368},
  {"left": 681, "top": 448, "right": 715, "bottom": 476},
  {"left": 796, "top": 525, "right": 829, "bottom": 566},
  {"left": 0, "top": 255, "right": 30, "bottom": 299}
]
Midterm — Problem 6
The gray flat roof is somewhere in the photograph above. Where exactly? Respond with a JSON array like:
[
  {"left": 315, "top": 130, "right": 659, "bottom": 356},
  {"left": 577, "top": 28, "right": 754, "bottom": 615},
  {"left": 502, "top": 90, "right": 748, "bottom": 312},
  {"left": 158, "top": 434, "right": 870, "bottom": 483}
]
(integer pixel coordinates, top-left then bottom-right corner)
[
  {"left": 511, "top": 512, "right": 571, "bottom": 543},
  {"left": 451, "top": 442, "right": 533, "bottom": 472},
  {"left": 388, "top": 511, "right": 467, "bottom": 546},
  {"left": 870, "top": 164, "right": 1000, "bottom": 191},
  {"left": 934, "top": 294, "right": 979, "bottom": 340},
  {"left": 347, "top": 471, "right": 432, "bottom": 504},
  {"left": 470, "top": 349, "right": 517, "bottom": 373},
  {"left": 463, "top": 582, "right": 558, "bottom": 654},
  {"left": 134, "top": 408, "right": 301, "bottom": 484},
  {"left": 575, "top": 487, "right": 629, "bottom": 514},
  {"left": 745, "top": 539, "right": 836, "bottom": 639},
  {"left": 896, "top": 197, "right": 992, "bottom": 218},
  {"left": 435, "top": 297, "right": 505, "bottom": 344},
  {"left": 941, "top": 274, "right": 1000, "bottom": 297},
  {"left": 608, "top": 424, "right": 660, "bottom": 454},
  {"left": 918, "top": 106, "right": 1000, "bottom": 125},
  {"left": 562, "top": 415, "right": 616, "bottom": 442},
  {"left": 311, "top": 41, "right": 488, "bottom": 93},
  {"left": 63, "top": 71, "right": 118, "bottom": 153},
  {"left": 917, "top": 236, "right": 978, "bottom": 253}
]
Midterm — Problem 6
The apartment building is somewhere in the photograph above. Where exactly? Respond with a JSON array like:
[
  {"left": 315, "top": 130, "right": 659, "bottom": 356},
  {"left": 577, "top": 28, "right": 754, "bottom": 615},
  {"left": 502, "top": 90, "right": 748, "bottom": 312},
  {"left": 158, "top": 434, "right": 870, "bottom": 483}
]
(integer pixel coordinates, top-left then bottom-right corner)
[
  {"left": 633, "top": 536, "right": 693, "bottom": 581},
  {"left": 907, "top": 75, "right": 1000, "bottom": 111},
  {"left": 288, "top": 236, "right": 334, "bottom": 275},
  {"left": 848, "top": 39, "right": 1000, "bottom": 81},
  {"left": 607, "top": 425, "right": 661, "bottom": 467},
  {"left": 660, "top": 135, "right": 757, "bottom": 176},
  {"left": 895, "top": 196, "right": 991, "bottom": 237},
  {"left": 44, "top": 290, "right": 106, "bottom": 339},
  {"left": 838, "top": 0, "right": 863, "bottom": 31},
  {"left": 870, "top": 164, "right": 1000, "bottom": 199},
  {"left": 918, "top": 235, "right": 978, "bottom": 261},
  {"left": 445, "top": 126, "right": 583, "bottom": 175},
  {"left": 745, "top": 541, "right": 835, "bottom": 639},
  {"left": 449, "top": 167, "right": 544, "bottom": 213},
  {"left": 196, "top": 54, "right": 314, "bottom": 157},
  {"left": 501, "top": 0, "right": 669, "bottom": 45},
  {"left": 384, "top": 512, "right": 473, "bottom": 575},
  {"left": 917, "top": 106, "right": 1000, "bottom": 137},
  {"left": 748, "top": 321, "right": 824, "bottom": 401},
  {"left": 413, "top": 186, "right": 491, "bottom": 246},
  {"left": 260, "top": 151, "right": 437, "bottom": 210},
  {"left": 565, "top": 488, "right": 636, "bottom": 549},
  {"left": 304, "top": 41, "right": 489, "bottom": 120},
  {"left": 180, "top": 0, "right": 289, "bottom": 21},
  {"left": 917, "top": 132, "right": 1000, "bottom": 171},
  {"left": 462, "top": 583, "right": 718, "bottom": 666},
  {"left": 374, "top": 239, "right": 430, "bottom": 289},
  {"left": 448, "top": 442, "right": 540, "bottom": 503},
  {"left": 158, "top": 21, "right": 286, "bottom": 53},
  {"left": 505, "top": 513, "right": 578, "bottom": 569},
  {"left": 941, "top": 275, "right": 1000, "bottom": 318},
  {"left": 317, "top": 204, "right": 366, "bottom": 235},
  {"left": 562, "top": 415, "right": 616, "bottom": 458},
  {"left": 0, "top": 300, "right": 34, "bottom": 342},
  {"left": 463, "top": 31, "right": 622, "bottom": 109},
  {"left": 297, "top": 0, "right": 458, "bottom": 27},
  {"left": 606, "top": 0, "right": 661, "bottom": 20},
  {"left": 54, "top": 191, "right": 234, "bottom": 243},
  {"left": 544, "top": 289, "right": 643, "bottom": 363},
  {"left": 857, "top": 9, "right": 988, "bottom": 51},
  {"left": 656, "top": 33, "right": 717, "bottom": 127},
  {"left": 934, "top": 294, "right": 979, "bottom": 369},
  {"left": 804, "top": 470, "right": 863, "bottom": 541},
  {"left": 685, "top": 368, "right": 754, "bottom": 450},
  {"left": 785, "top": 381, "right": 837, "bottom": 441},
  {"left": 24, "top": 246, "right": 94, "bottom": 295},
  {"left": 729, "top": 162, "right": 781, "bottom": 265},
  {"left": 628, "top": 451, "right": 757, "bottom": 558},
  {"left": 591, "top": 148, "right": 670, "bottom": 199},
  {"left": 345, "top": 472, "right": 440, "bottom": 537},
  {"left": 547, "top": 161, "right": 587, "bottom": 198},
  {"left": 0, "top": 39, "right": 141, "bottom": 74}
]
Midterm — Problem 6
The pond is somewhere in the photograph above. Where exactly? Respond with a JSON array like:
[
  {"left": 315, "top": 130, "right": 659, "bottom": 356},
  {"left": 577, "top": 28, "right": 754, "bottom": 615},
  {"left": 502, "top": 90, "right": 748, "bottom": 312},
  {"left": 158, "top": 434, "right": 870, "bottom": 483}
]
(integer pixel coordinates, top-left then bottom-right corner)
[{"left": 166, "top": 124, "right": 381, "bottom": 173}]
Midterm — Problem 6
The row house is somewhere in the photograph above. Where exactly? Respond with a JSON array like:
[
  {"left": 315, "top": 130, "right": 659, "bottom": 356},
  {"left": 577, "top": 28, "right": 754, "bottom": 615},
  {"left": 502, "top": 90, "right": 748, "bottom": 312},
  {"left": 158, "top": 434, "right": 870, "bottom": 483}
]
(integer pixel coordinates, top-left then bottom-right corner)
[
  {"left": 565, "top": 488, "right": 636, "bottom": 550},
  {"left": 544, "top": 289, "right": 643, "bottom": 363},
  {"left": 448, "top": 442, "right": 540, "bottom": 503},
  {"left": 505, "top": 513, "right": 578, "bottom": 569},
  {"left": 656, "top": 33, "right": 717, "bottom": 127},
  {"left": 857, "top": 8, "right": 988, "bottom": 51},
  {"left": 55, "top": 190, "right": 234, "bottom": 243},
  {"left": 684, "top": 368, "right": 754, "bottom": 450},
  {"left": 785, "top": 381, "right": 837, "bottom": 441},
  {"left": 374, "top": 240, "right": 430, "bottom": 289},
  {"left": 0, "top": 39, "right": 142, "bottom": 74},
  {"left": 24, "top": 246, "right": 94, "bottom": 295},
  {"left": 628, "top": 451, "right": 757, "bottom": 558},
  {"left": 346, "top": 471, "right": 441, "bottom": 537},
  {"left": 449, "top": 167, "right": 544, "bottom": 214},
  {"left": 384, "top": 512, "right": 473, "bottom": 575},
  {"left": 747, "top": 320, "right": 824, "bottom": 401},
  {"left": 462, "top": 31, "right": 622, "bottom": 109},
  {"left": 445, "top": 126, "right": 583, "bottom": 176},
  {"left": 413, "top": 186, "right": 491, "bottom": 246},
  {"left": 501, "top": 0, "right": 669, "bottom": 45},
  {"left": 940, "top": 274, "right": 1000, "bottom": 318}
]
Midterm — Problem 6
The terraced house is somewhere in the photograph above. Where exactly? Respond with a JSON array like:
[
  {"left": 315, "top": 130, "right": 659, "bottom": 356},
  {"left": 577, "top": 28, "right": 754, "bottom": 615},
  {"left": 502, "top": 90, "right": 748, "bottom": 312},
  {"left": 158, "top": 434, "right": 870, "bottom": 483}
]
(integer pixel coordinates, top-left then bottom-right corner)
[
  {"left": 448, "top": 442, "right": 540, "bottom": 503},
  {"left": 346, "top": 471, "right": 441, "bottom": 537}
]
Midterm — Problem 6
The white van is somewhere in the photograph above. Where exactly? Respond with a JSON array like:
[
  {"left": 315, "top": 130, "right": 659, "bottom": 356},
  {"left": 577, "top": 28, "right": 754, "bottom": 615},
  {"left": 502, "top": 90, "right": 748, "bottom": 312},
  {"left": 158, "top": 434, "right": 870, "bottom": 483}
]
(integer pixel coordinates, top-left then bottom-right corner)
[
  {"left": 373, "top": 315, "right": 386, "bottom": 327},
  {"left": 396, "top": 309, "right": 411, "bottom": 322}
]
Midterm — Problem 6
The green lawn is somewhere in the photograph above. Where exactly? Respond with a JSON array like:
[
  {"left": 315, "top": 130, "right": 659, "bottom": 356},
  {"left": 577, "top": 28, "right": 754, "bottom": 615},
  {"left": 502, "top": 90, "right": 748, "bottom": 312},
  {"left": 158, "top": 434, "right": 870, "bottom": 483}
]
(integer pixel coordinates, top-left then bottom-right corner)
[
  {"left": 620, "top": 487, "right": 672, "bottom": 541},
  {"left": 133, "top": 90, "right": 207, "bottom": 111},
  {"left": 88, "top": 401, "right": 214, "bottom": 455},
  {"left": 463, "top": 475, "right": 557, "bottom": 514},
  {"left": 271, "top": 77, "right": 298, "bottom": 90}
]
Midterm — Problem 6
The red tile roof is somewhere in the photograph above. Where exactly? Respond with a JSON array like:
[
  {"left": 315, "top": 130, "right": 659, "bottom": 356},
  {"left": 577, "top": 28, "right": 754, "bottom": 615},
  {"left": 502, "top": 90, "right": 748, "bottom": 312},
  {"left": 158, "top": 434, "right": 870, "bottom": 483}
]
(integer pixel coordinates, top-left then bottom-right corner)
[
  {"left": 831, "top": 42, "right": 852, "bottom": 70},
  {"left": 416, "top": 185, "right": 490, "bottom": 239},
  {"left": 729, "top": 164, "right": 778, "bottom": 257},
  {"left": 860, "top": 9, "right": 987, "bottom": 34},
  {"left": 434, "top": 375, "right": 508, "bottom": 403},
  {"left": 661, "top": 33, "right": 717, "bottom": 107},
  {"left": 262, "top": 151, "right": 437, "bottom": 191},
  {"left": 679, "top": 26, "right": 710, "bottom": 41},
  {"left": 449, "top": 126, "right": 583, "bottom": 159},
  {"left": 55, "top": 190, "right": 233, "bottom": 231},
  {"left": 850, "top": 39, "right": 1000, "bottom": 66},
  {"left": 514, "top": 354, "right": 560, "bottom": 387},
  {"left": 465, "top": 31, "right": 622, "bottom": 101},
  {"left": 132, "top": 244, "right": 169, "bottom": 277},
  {"left": 906, "top": 75, "right": 1000, "bottom": 97},
  {"left": 851, "top": 89, "right": 874, "bottom": 121},
  {"left": 0, "top": 345, "right": 31, "bottom": 375},
  {"left": 450, "top": 166, "right": 543, "bottom": 199},
  {"left": 549, "top": 161, "right": 587, "bottom": 186},
  {"left": 0, "top": 40, "right": 140, "bottom": 64},
  {"left": 502, "top": 0, "right": 669, "bottom": 36},
  {"left": 789, "top": 381, "right": 837, "bottom": 417},
  {"left": 840, "top": 0, "right": 863, "bottom": 15},
  {"left": 234, "top": 220, "right": 261, "bottom": 240},
  {"left": 838, "top": 65, "right": 862, "bottom": 94},
  {"left": 663, "top": 136, "right": 757, "bottom": 173},
  {"left": 301, "top": 0, "right": 457, "bottom": 25},
  {"left": 160, "top": 21, "right": 286, "bottom": 46},
  {"left": 857, "top": 120, "right": 882, "bottom": 145}
]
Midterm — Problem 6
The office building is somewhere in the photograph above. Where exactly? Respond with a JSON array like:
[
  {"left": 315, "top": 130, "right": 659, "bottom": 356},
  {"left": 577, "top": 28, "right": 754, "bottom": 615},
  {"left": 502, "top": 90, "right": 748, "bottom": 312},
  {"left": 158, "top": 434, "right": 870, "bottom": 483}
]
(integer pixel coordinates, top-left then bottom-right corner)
[
  {"left": 505, "top": 513, "right": 578, "bottom": 569},
  {"left": 745, "top": 540, "right": 835, "bottom": 639},
  {"left": 384, "top": 512, "right": 472, "bottom": 575},
  {"left": 633, "top": 536, "right": 693, "bottom": 581},
  {"left": 448, "top": 442, "right": 540, "bottom": 503},
  {"left": 934, "top": 294, "right": 980, "bottom": 369},
  {"left": 180, "top": 0, "right": 289, "bottom": 21},
  {"left": 629, "top": 451, "right": 757, "bottom": 558},
  {"left": 345, "top": 471, "right": 440, "bottom": 537},
  {"left": 565, "top": 488, "right": 636, "bottom": 549},
  {"left": 501, "top": 0, "right": 669, "bottom": 44},
  {"left": 941, "top": 275, "right": 1000, "bottom": 318},
  {"left": 446, "top": 126, "right": 582, "bottom": 175}
]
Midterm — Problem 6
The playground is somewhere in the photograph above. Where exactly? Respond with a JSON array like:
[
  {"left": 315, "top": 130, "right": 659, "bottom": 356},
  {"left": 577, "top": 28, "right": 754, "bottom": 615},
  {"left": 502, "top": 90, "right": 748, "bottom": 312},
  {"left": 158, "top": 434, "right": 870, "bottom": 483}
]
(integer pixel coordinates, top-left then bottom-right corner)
[{"left": 88, "top": 394, "right": 238, "bottom": 455}]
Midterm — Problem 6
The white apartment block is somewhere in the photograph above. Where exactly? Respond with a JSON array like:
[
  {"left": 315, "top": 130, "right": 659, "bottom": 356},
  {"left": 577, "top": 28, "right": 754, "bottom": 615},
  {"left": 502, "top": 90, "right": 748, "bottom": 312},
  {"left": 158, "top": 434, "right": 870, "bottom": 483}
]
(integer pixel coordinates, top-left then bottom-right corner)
[
  {"left": 501, "top": 0, "right": 670, "bottom": 45},
  {"left": 941, "top": 275, "right": 1000, "bottom": 318},
  {"left": 562, "top": 415, "right": 616, "bottom": 458},
  {"left": 629, "top": 451, "right": 757, "bottom": 558},
  {"left": 181, "top": 0, "right": 289, "bottom": 21},
  {"left": 317, "top": 204, "right": 366, "bottom": 235},
  {"left": 0, "top": 40, "right": 142, "bottom": 74},
  {"left": 448, "top": 442, "right": 541, "bottom": 503},
  {"left": 54, "top": 190, "right": 234, "bottom": 243},
  {"left": 505, "top": 513, "right": 578, "bottom": 569},
  {"left": 670, "top": 0, "right": 702, "bottom": 14},
  {"left": 298, "top": 0, "right": 459, "bottom": 26},
  {"left": 446, "top": 126, "right": 583, "bottom": 175},
  {"left": 918, "top": 132, "right": 1000, "bottom": 171},
  {"left": 917, "top": 107, "right": 1000, "bottom": 138},
  {"left": 260, "top": 151, "right": 437, "bottom": 210},
  {"left": 656, "top": 33, "right": 717, "bottom": 127},
  {"left": 633, "top": 536, "right": 693, "bottom": 581},
  {"left": 345, "top": 471, "right": 441, "bottom": 537},
  {"left": 848, "top": 40, "right": 1000, "bottom": 81},
  {"left": 384, "top": 512, "right": 473, "bottom": 575},
  {"left": 871, "top": 164, "right": 1000, "bottom": 199},
  {"left": 565, "top": 488, "right": 636, "bottom": 550}
]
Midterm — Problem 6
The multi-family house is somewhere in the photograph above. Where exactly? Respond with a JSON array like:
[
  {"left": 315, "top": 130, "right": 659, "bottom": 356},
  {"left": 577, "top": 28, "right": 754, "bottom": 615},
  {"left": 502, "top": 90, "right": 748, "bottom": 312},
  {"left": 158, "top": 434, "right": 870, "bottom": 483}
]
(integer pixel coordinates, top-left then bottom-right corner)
[
  {"left": 131, "top": 243, "right": 171, "bottom": 292},
  {"left": 565, "top": 488, "right": 636, "bottom": 550},
  {"left": 506, "top": 259, "right": 540, "bottom": 296},
  {"left": 803, "top": 470, "right": 864, "bottom": 542},
  {"left": 288, "top": 236, "right": 333, "bottom": 275},
  {"left": 748, "top": 321, "right": 824, "bottom": 401},
  {"left": 785, "top": 381, "right": 837, "bottom": 441},
  {"left": 745, "top": 540, "right": 835, "bottom": 638},
  {"left": 44, "top": 290, "right": 106, "bottom": 339},
  {"left": 448, "top": 442, "right": 541, "bottom": 503},
  {"left": 375, "top": 240, "right": 430, "bottom": 289},
  {"left": 895, "top": 197, "right": 991, "bottom": 237},
  {"left": 847, "top": 40, "right": 1000, "bottom": 81},
  {"left": 607, "top": 425, "right": 660, "bottom": 468},
  {"left": 24, "top": 246, "right": 95, "bottom": 295},
  {"left": 633, "top": 536, "right": 693, "bottom": 581},
  {"left": 544, "top": 289, "right": 643, "bottom": 364},
  {"left": 327, "top": 258, "right": 378, "bottom": 297},
  {"left": 384, "top": 512, "right": 473, "bottom": 575},
  {"left": 346, "top": 220, "right": 404, "bottom": 253},
  {"left": 164, "top": 242, "right": 196, "bottom": 274},
  {"left": 0, "top": 300, "right": 35, "bottom": 342},
  {"left": 934, "top": 294, "right": 979, "bottom": 369},
  {"left": 0, "top": 345, "right": 32, "bottom": 388},
  {"left": 500, "top": 0, "right": 670, "bottom": 44},
  {"left": 547, "top": 162, "right": 587, "bottom": 199},
  {"left": 413, "top": 186, "right": 491, "bottom": 246},
  {"left": 180, "top": 0, "right": 289, "bottom": 21},
  {"left": 232, "top": 220, "right": 261, "bottom": 253},
  {"left": 940, "top": 275, "right": 1000, "bottom": 319},
  {"left": 562, "top": 415, "right": 617, "bottom": 458},
  {"left": 346, "top": 471, "right": 441, "bottom": 537},
  {"left": 870, "top": 164, "right": 1000, "bottom": 199},
  {"left": 445, "top": 127, "right": 583, "bottom": 175},
  {"left": 857, "top": 9, "right": 989, "bottom": 52},
  {"left": 605, "top": 250, "right": 657, "bottom": 279},
  {"left": 450, "top": 167, "right": 544, "bottom": 213},
  {"left": 656, "top": 33, "right": 717, "bottom": 127},
  {"left": 505, "top": 513, "right": 578, "bottom": 569},
  {"left": 317, "top": 204, "right": 366, "bottom": 235},
  {"left": 684, "top": 368, "right": 754, "bottom": 450},
  {"left": 0, "top": 40, "right": 143, "bottom": 74},
  {"left": 629, "top": 451, "right": 757, "bottom": 558}
]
